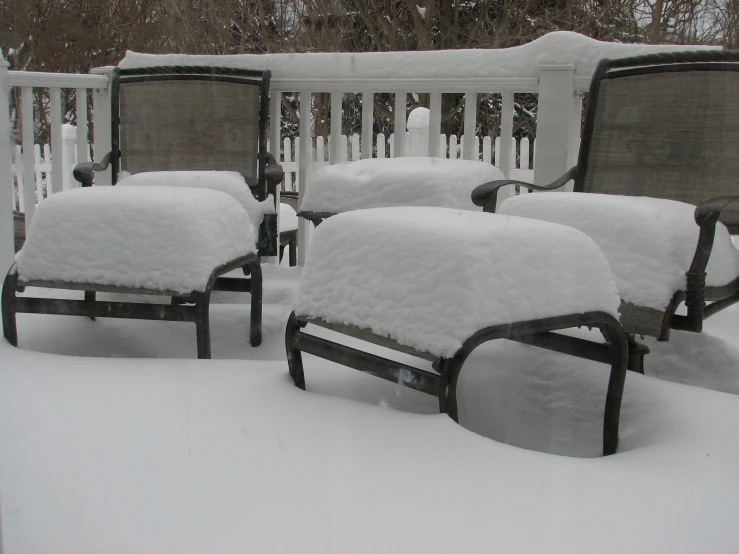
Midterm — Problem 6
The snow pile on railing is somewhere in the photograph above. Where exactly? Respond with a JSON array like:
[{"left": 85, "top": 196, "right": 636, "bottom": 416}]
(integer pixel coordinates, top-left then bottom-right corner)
[{"left": 120, "top": 31, "right": 717, "bottom": 80}]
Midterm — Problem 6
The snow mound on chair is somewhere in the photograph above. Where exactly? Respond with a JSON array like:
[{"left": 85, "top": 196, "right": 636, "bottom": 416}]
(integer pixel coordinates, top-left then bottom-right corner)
[
  {"left": 117, "top": 170, "right": 274, "bottom": 229},
  {"left": 499, "top": 193, "right": 739, "bottom": 310},
  {"left": 295, "top": 207, "right": 620, "bottom": 358},
  {"left": 17, "top": 186, "right": 256, "bottom": 294},
  {"left": 300, "top": 157, "right": 505, "bottom": 213}
]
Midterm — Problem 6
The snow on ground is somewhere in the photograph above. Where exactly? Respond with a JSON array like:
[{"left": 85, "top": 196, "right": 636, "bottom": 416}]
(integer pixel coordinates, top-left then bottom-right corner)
[{"left": 1, "top": 264, "right": 739, "bottom": 553}]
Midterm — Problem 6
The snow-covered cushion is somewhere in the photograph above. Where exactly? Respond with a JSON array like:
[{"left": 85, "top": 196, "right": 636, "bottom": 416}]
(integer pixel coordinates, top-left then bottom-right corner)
[
  {"left": 117, "top": 170, "right": 275, "bottom": 229},
  {"left": 279, "top": 203, "right": 298, "bottom": 232},
  {"left": 295, "top": 207, "right": 620, "bottom": 358},
  {"left": 498, "top": 193, "right": 739, "bottom": 311},
  {"left": 300, "top": 157, "right": 506, "bottom": 214},
  {"left": 17, "top": 186, "right": 257, "bottom": 294}
]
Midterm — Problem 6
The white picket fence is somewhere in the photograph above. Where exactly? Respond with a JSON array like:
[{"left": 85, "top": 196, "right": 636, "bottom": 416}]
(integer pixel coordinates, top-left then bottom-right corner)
[
  {"left": 11, "top": 125, "right": 90, "bottom": 212},
  {"left": 276, "top": 133, "right": 536, "bottom": 192},
  {"left": 15, "top": 132, "right": 535, "bottom": 206}
]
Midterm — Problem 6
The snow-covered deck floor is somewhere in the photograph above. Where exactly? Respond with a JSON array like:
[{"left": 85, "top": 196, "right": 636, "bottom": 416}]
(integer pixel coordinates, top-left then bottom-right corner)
[{"left": 1, "top": 265, "right": 738, "bottom": 553}]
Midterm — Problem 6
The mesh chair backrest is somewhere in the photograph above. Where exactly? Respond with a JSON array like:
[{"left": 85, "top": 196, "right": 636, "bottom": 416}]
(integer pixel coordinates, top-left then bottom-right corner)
[
  {"left": 578, "top": 52, "right": 739, "bottom": 228},
  {"left": 114, "top": 68, "right": 268, "bottom": 199}
]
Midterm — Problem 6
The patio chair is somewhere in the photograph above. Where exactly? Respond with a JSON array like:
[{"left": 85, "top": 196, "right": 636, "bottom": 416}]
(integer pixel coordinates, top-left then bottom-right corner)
[
  {"left": 472, "top": 50, "right": 739, "bottom": 370},
  {"left": 3, "top": 186, "right": 262, "bottom": 358},
  {"left": 286, "top": 207, "right": 629, "bottom": 456},
  {"left": 297, "top": 157, "right": 506, "bottom": 227},
  {"left": 72, "top": 65, "right": 289, "bottom": 258}
]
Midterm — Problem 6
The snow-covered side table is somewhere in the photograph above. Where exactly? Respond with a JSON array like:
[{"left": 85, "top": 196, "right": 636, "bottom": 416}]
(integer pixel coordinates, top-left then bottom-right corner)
[
  {"left": 3, "top": 186, "right": 263, "bottom": 358},
  {"left": 299, "top": 157, "right": 507, "bottom": 226},
  {"left": 286, "top": 207, "right": 630, "bottom": 456}
]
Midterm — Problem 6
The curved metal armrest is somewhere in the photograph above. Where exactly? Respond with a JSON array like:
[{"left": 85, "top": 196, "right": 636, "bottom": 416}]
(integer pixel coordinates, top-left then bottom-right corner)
[
  {"left": 264, "top": 152, "right": 284, "bottom": 191},
  {"left": 687, "top": 195, "right": 739, "bottom": 285},
  {"left": 297, "top": 211, "right": 334, "bottom": 227},
  {"left": 72, "top": 152, "right": 112, "bottom": 187},
  {"left": 694, "top": 196, "right": 739, "bottom": 227},
  {"left": 471, "top": 166, "right": 578, "bottom": 213}
]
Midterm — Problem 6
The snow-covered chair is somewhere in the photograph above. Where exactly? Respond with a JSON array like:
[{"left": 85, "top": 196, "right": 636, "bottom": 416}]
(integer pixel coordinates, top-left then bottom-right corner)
[
  {"left": 473, "top": 50, "right": 739, "bottom": 366},
  {"left": 298, "top": 157, "right": 506, "bottom": 226},
  {"left": 72, "top": 65, "right": 285, "bottom": 257},
  {"left": 286, "top": 207, "right": 629, "bottom": 456},
  {"left": 2, "top": 186, "right": 263, "bottom": 358}
]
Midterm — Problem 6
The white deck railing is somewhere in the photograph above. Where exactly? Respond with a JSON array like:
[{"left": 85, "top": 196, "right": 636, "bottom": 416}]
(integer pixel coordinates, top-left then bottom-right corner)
[{"left": 0, "top": 36, "right": 707, "bottom": 272}]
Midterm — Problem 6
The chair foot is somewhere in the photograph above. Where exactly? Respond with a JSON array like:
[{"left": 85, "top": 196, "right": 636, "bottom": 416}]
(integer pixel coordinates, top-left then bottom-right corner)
[
  {"left": 84, "top": 291, "right": 96, "bottom": 321},
  {"left": 627, "top": 337, "right": 649, "bottom": 374},
  {"left": 285, "top": 313, "right": 306, "bottom": 389},
  {"left": 248, "top": 260, "right": 263, "bottom": 347},
  {"left": 2, "top": 267, "right": 19, "bottom": 346}
]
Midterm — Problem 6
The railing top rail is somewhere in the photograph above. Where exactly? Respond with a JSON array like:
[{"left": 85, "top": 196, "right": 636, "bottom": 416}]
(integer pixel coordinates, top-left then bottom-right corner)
[
  {"left": 8, "top": 71, "right": 109, "bottom": 89},
  {"left": 269, "top": 77, "right": 541, "bottom": 93},
  {"left": 119, "top": 31, "right": 717, "bottom": 84}
]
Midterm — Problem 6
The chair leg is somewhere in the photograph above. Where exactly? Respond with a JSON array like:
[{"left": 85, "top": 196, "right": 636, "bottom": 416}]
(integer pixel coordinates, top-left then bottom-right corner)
[
  {"left": 289, "top": 239, "right": 297, "bottom": 267},
  {"left": 285, "top": 312, "right": 306, "bottom": 389},
  {"left": 437, "top": 357, "right": 462, "bottom": 422},
  {"left": 2, "top": 268, "right": 18, "bottom": 347},
  {"left": 194, "top": 292, "right": 211, "bottom": 359},
  {"left": 601, "top": 323, "right": 629, "bottom": 456},
  {"left": 248, "top": 259, "right": 262, "bottom": 347},
  {"left": 84, "top": 290, "right": 96, "bottom": 321},
  {"left": 627, "top": 336, "right": 649, "bottom": 374}
]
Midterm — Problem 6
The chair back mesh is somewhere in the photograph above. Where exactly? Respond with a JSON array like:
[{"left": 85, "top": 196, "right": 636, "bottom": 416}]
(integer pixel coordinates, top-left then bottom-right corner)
[
  {"left": 117, "top": 79, "right": 261, "bottom": 188},
  {"left": 581, "top": 68, "right": 739, "bottom": 227}
]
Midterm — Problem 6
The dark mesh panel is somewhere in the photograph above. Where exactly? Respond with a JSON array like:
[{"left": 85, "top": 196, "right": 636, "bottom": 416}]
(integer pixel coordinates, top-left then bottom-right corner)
[
  {"left": 118, "top": 80, "right": 260, "bottom": 181},
  {"left": 583, "top": 70, "right": 739, "bottom": 226}
]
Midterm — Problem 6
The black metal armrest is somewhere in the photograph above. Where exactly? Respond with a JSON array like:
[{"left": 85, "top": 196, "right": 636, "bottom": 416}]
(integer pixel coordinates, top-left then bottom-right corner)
[
  {"left": 688, "top": 195, "right": 739, "bottom": 275},
  {"left": 471, "top": 166, "right": 579, "bottom": 213},
  {"left": 72, "top": 152, "right": 112, "bottom": 187},
  {"left": 264, "top": 151, "right": 284, "bottom": 191},
  {"left": 297, "top": 211, "right": 334, "bottom": 227},
  {"left": 673, "top": 195, "right": 739, "bottom": 333},
  {"left": 694, "top": 196, "right": 739, "bottom": 227}
]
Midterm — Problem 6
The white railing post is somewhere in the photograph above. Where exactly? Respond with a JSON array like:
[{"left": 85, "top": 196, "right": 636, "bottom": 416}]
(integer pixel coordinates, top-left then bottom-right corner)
[
  {"left": 535, "top": 65, "right": 575, "bottom": 189},
  {"left": 393, "top": 92, "right": 407, "bottom": 157},
  {"left": 0, "top": 54, "right": 14, "bottom": 276},
  {"left": 75, "top": 87, "right": 89, "bottom": 165},
  {"left": 61, "top": 124, "right": 78, "bottom": 190},
  {"left": 461, "top": 92, "right": 478, "bottom": 160},
  {"left": 298, "top": 90, "right": 311, "bottom": 265},
  {"left": 427, "top": 92, "right": 442, "bottom": 157},
  {"left": 330, "top": 91, "right": 342, "bottom": 164},
  {"left": 499, "top": 92, "right": 515, "bottom": 179},
  {"left": 90, "top": 66, "right": 115, "bottom": 185},
  {"left": 568, "top": 92, "right": 584, "bottom": 172},
  {"left": 361, "top": 91, "right": 373, "bottom": 159},
  {"left": 266, "top": 89, "right": 282, "bottom": 264},
  {"left": 20, "top": 86, "right": 36, "bottom": 231},
  {"left": 49, "top": 87, "right": 64, "bottom": 194}
]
